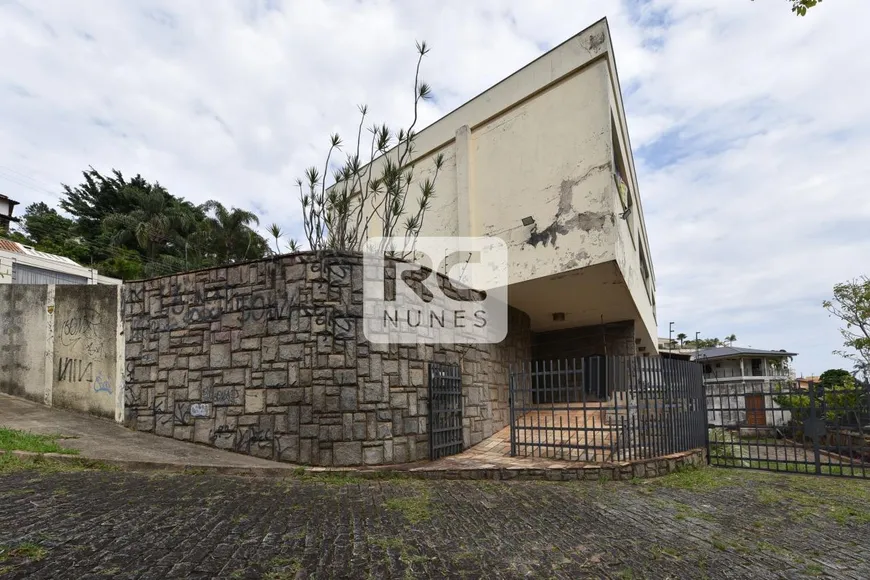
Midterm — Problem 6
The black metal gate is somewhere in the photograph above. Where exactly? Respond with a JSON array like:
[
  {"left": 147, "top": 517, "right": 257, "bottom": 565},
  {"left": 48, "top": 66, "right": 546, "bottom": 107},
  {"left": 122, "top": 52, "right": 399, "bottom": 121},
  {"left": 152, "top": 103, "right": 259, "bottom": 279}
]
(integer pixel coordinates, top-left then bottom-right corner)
[
  {"left": 428, "top": 362, "right": 463, "bottom": 460},
  {"left": 707, "top": 380, "right": 870, "bottom": 479},
  {"left": 508, "top": 357, "right": 707, "bottom": 462}
]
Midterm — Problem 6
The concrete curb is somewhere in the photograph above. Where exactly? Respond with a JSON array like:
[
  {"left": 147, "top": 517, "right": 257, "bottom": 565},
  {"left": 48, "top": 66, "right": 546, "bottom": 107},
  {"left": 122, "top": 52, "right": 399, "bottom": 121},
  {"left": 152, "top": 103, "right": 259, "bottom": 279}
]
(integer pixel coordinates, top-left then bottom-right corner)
[{"left": 1, "top": 448, "right": 707, "bottom": 481}]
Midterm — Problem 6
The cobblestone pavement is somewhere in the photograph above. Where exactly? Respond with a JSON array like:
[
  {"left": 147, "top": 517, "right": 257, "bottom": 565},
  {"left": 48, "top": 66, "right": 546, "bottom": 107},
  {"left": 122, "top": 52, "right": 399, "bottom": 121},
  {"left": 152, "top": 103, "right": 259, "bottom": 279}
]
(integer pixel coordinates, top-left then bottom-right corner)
[{"left": 2, "top": 463, "right": 870, "bottom": 579}]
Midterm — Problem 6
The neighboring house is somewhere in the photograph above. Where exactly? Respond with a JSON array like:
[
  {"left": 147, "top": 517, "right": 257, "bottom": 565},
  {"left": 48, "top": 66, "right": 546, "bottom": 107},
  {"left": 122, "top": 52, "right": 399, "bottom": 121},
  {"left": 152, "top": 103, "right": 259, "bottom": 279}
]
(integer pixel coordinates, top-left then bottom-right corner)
[
  {"left": 344, "top": 18, "right": 657, "bottom": 360},
  {"left": 694, "top": 346, "right": 797, "bottom": 428},
  {"left": 0, "top": 238, "right": 120, "bottom": 285},
  {"left": 0, "top": 194, "right": 20, "bottom": 234},
  {"left": 795, "top": 376, "right": 821, "bottom": 390}
]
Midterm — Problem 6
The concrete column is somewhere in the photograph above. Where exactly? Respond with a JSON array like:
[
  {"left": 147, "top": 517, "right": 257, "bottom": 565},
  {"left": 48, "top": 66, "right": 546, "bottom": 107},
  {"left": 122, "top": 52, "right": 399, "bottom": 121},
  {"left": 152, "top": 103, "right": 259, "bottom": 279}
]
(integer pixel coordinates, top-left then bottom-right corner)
[
  {"left": 454, "top": 125, "right": 476, "bottom": 287},
  {"left": 43, "top": 284, "right": 55, "bottom": 407},
  {"left": 114, "top": 285, "right": 125, "bottom": 423},
  {"left": 455, "top": 125, "right": 473, "bottom": 237}
]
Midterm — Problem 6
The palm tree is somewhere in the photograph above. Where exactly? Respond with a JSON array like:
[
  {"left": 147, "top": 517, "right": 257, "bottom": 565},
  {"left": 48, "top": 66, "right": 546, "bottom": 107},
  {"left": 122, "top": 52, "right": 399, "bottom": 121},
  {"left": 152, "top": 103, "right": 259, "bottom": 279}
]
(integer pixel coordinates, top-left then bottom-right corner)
[
  {"left": 677, "top": 332, "right": 687, "bottom": 347},
  {"left": 725, "top": 334, "right": 737, "bottom": 346},
  {"left": 268, "top": 223, "right": 283, "bottom": 255},
  {"left": 286, "top": 239, "right": 301, "bottom": 253},
  {"left": 103, "top": 184, "right": 197, "bottom": 261},
  {"left": 200, "top": 201, "right": 266, "bottom": 264}
]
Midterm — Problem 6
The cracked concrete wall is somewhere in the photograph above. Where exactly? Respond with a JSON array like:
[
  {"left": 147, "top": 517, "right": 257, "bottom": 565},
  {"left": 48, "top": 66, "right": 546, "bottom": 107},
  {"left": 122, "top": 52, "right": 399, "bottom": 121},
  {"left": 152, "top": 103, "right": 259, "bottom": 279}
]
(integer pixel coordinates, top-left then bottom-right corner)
[
  {"left": 0, "top": 285, "right": 48, "bottom": 402},
  {"left": 325, "top": 18, "right": 657, "bottom": 351},
  {"left": 0, "top": 284, "right": 123, "bottom": 420}
]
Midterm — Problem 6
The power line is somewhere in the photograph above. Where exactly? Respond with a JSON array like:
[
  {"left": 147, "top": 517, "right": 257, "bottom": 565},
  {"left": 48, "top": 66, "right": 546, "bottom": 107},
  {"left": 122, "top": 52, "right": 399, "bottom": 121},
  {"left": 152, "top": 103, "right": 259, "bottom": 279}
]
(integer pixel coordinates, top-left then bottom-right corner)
[{"left": 0, "top": 166, "right": 61, "bottom": 199}]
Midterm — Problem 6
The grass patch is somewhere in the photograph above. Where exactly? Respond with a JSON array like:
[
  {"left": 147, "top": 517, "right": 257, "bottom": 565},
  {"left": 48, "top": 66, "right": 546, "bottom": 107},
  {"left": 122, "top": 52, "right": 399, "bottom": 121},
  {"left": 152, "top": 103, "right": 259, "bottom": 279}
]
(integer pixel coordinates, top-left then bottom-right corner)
[
  {"left": 0, "top": 453, "right": 116, "bottom": 474},
  {"left": 263, "top": 556, "right": 301, "bottom": 579},
  {"left": 0, "top": 542, "right": 48, "bottom": 572},
  {"left": 650, "top": 466, "right": 734, "bottom": 491},
  {"left": 0, "top": 428, "right": 77, "bottom": 455},
  {"left": 370, "top": 536, "right": 430, "bottom": 577},
  {"left": 383, "top": 491, "right": 433, "bottom": 524}
]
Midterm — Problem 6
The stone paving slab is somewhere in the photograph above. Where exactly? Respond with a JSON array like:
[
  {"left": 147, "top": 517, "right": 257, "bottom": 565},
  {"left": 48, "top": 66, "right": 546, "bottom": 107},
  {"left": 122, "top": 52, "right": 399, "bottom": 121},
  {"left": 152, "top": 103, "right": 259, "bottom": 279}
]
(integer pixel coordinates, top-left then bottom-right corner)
[{"left": 1, "top": 465, "right": 869, "bottom": 579}]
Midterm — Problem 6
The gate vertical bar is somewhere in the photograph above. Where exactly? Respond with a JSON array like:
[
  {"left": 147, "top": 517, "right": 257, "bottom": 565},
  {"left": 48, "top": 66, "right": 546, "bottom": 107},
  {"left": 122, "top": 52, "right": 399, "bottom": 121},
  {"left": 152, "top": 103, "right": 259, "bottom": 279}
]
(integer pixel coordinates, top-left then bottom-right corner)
[{"left": 509, "top": 365, "right": 516, "bottom": 457}]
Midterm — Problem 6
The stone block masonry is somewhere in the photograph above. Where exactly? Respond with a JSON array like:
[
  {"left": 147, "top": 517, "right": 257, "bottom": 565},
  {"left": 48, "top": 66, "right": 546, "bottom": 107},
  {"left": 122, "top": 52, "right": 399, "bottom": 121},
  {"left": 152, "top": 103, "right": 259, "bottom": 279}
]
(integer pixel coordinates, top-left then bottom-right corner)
[{"left": 123, "top": 252, "right": 531, "bottom": 467}]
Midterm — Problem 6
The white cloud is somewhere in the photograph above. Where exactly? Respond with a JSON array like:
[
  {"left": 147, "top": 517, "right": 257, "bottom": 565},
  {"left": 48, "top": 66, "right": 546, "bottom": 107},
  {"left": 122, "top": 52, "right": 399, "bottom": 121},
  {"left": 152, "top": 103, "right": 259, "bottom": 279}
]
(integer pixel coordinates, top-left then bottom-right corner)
[{"left": 1, "top": 0, "right": 867, "bottom": 374}]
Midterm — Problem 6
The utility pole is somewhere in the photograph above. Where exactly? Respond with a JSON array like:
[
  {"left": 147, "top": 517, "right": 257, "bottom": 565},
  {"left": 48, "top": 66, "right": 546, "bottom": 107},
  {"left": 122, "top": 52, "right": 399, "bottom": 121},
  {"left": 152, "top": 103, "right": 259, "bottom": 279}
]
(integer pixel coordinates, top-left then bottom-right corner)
[
  {"left": 668, "top": 322, "right": 674, "bottom": 352},
  {"left": 695, "top": 331, "right": 700, "bottom": 358}
]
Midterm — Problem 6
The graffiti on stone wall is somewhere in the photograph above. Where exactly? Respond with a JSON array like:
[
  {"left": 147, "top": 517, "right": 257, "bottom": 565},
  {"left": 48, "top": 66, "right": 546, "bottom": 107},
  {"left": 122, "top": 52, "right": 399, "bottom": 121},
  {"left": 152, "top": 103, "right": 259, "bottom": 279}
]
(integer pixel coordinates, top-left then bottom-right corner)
[{"left": 124, "top": 261, "right": 354, "bottom": 343}]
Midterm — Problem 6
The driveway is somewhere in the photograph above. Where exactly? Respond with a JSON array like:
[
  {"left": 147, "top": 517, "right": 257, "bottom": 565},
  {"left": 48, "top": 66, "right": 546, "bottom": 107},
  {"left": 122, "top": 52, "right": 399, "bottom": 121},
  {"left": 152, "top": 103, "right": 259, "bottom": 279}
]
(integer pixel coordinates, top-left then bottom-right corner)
[{"left": 1, "top": 462, "right": 869, "bottom": 579}]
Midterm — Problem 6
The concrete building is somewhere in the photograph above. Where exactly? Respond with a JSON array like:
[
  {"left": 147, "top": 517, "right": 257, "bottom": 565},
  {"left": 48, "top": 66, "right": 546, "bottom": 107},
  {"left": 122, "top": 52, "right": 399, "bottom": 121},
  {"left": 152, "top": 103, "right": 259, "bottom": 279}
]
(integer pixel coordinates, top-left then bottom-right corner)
[
  {"left": 695, "top": 346, "right": 797, "bottom": 428},
  {"left": 0, "top": 238, "right": 120, "bottom": 285},
  {"left": 695, "top": 346, "right": 797, "bottom": 384},
  {"left": 345, "top": 18, "right": 656, "bottom": 359}
]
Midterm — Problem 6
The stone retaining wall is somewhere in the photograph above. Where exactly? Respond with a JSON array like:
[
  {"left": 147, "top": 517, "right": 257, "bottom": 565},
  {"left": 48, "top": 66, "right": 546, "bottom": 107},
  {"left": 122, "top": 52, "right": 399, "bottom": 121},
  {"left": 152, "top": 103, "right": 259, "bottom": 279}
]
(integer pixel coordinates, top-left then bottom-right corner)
[{"left": 123, "top": 252, "right": 531, "bottom": 467}]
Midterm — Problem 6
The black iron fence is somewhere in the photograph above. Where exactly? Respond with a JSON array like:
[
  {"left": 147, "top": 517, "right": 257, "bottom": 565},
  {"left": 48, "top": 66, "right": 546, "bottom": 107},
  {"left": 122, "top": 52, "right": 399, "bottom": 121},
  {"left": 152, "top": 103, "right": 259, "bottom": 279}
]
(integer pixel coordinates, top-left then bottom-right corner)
[
  {"left": 707, "top": 380, "right": 870, "bottom": 478},
  {"left": 509, "top": 357, "right": 706, "bottom": 462}
]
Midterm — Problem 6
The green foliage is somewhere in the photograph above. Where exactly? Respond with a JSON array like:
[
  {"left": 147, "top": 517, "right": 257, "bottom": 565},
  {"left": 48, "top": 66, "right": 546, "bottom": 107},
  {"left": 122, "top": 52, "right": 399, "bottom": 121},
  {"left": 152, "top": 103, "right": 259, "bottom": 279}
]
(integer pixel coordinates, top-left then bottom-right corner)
[
  {"left": 819, "top": 369, "right": 852, "bottom": 391},
  {"left": 823, "top": 276, "right": 870, "bottom": 381},
  {"left": 775, "top": 375, "right": 867, "bottom": 425},
  {"left": 6, "top": 167, "right": 272, "bottom": 280},
  {"left": 752, "top": 0, "right": 822, "bottom": 16},
  {"left": 790, "top": 0, "right": 822, "bottom": 16}
]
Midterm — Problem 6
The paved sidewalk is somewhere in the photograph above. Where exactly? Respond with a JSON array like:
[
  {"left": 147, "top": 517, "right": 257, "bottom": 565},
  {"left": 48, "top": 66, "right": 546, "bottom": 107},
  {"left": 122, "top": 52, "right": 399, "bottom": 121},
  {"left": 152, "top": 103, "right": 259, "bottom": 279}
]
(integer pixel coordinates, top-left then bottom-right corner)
[
  {"left": 0, "top": 393, "right": 702, "bottom": 479},
  {"left": 0, "top": 393, "right": 291, "bottom": 472}
]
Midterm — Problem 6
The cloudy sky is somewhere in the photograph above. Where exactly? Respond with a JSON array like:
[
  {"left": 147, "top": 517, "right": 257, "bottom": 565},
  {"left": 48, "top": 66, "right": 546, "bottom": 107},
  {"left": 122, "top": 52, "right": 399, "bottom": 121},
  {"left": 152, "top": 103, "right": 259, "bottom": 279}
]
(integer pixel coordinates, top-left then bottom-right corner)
[{"left": 1, "top": 0, "right": 867, "bottom": 375}]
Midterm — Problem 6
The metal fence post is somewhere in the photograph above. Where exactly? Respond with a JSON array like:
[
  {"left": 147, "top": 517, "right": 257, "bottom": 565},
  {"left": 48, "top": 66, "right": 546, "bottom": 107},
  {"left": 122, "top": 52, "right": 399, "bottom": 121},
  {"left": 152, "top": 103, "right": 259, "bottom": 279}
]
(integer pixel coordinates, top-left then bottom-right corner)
[
  {"left": 509, "top": 366, "right": 516, "bottom": 457},
  {"left": 809, "top": 382, "right": 822, "bottom": 475}
]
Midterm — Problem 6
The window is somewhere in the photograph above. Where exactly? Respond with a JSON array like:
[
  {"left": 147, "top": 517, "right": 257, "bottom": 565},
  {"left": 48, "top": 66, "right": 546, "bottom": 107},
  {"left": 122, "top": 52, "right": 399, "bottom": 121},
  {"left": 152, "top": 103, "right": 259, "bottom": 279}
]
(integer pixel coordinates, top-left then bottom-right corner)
[{"left": 612, "top": 117, "right": 633, "bottom": 216}]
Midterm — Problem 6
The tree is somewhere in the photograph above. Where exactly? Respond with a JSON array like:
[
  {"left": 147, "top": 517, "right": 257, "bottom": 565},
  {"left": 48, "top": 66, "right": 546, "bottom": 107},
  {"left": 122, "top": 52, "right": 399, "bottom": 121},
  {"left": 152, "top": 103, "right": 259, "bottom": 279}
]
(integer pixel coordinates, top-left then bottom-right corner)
[
  {"left": 26, "top": 166, "right": 272, "bottom": 279},
  {"left": 823, "top": 277, "right": 870, "bottom": 382},
  {"left": 752, "top": 0, "right": 822, "bottom": 16},
  {"left": 677, "top": 332, "right": 687, "bottom": 347},
  {"left": 819, "top": 369, "right": 852, "bottom": 391},
  {"left": 268, "top": 224, "right": 283, "bottom": 255},
  {"left": 298, "top": 41, "right": 444, "bottom": 256},
  {"left": 725, "top": 334, "right": 737, "bottom": 346},
  {"left": 200, "top": 201, "right": 267, "bottom": 265},
  {"left": 9, "top": 202, "right": 89, "bottom": 264},
  {"left": 694, "top": 337, "right": 722, "bottom": 349}
]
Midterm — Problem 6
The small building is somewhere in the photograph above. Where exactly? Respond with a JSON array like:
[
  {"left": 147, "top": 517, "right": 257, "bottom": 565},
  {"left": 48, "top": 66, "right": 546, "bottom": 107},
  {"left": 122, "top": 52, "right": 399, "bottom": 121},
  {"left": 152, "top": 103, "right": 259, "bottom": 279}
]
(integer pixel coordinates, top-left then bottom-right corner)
[
  {"left": 694, "top": 346, "right": 797, "bottom": 429},
  {"left": 0, "top": 238, "right": 120, "bottom": 285},
  {"left": 0, "top": 194, "right": 20, "bottom": 234}
]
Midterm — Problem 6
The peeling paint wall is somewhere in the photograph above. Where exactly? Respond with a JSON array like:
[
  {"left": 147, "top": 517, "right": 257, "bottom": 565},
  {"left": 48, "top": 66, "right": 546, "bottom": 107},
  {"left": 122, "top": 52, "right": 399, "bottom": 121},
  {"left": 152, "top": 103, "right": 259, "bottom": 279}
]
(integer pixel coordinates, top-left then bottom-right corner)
[{"left": 334, "top": 19, "right": 657, "bottom": 352}]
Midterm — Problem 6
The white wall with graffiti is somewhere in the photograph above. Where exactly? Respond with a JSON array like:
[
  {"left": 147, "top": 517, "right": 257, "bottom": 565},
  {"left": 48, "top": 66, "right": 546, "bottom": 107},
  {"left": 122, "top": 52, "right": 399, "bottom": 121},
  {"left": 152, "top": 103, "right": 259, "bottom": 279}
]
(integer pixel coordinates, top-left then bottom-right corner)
[{"left": 0, "top": 284, "right": 124, "bottom": 421}]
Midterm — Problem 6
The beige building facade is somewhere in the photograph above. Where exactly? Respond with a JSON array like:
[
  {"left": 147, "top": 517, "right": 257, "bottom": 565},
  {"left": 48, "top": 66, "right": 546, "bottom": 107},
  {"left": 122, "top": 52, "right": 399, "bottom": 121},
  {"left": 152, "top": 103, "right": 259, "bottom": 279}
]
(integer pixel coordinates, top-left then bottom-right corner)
[{"left": 345, "top": 18, "right": 657, "bottom": 358}]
